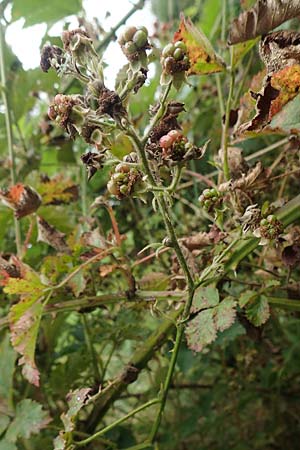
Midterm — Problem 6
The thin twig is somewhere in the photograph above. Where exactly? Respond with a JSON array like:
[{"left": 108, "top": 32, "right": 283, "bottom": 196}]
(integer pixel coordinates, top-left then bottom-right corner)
[{"left": 0, "top": 21, "right": 22, "bottom": 256}]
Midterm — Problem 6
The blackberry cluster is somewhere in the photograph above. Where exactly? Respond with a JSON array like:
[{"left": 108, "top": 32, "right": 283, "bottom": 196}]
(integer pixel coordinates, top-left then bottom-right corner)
[
  {"left": 259, "top": 215, "right": 283, "bottom": 240},
  {"left": 161, "top": 41, "right": 190, "bottom": 75},
  {"left": 199, "top": 188, "right": 222, "bottom": 213},
  {"left": 107, "top": 162, "right": 144, "bottom": 200},
  {"left": 118, "top": 26, "right": 150, "bottom": 65}
]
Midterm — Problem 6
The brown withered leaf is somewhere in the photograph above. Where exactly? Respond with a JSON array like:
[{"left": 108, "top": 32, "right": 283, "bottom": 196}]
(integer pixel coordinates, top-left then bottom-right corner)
[
  {"left": 37, "top": 217, "right": 70, "bottom": 253},
  {"left": 0, "top": 184, "right": 41, "bottom": 219},
  {"left": 282, "top": 245, "right": 300, "bottom": 267},
  {"left": 0, "top": 255, "right": 22, "bottom": 284},
  {"left": 237, "top": 76, "right": 279, "bottom": 134},
  {"left": 219, "top": 162, "right": 268, "bottom": 192},
  {"left": 229, "top": 0, "right": 300, "bottom": 45},
  {"left": 260, "top": 31, "right": 300, "bottom": 74},
  {"left": 181, "top": 226, "right": 226, "bottom": 251}
]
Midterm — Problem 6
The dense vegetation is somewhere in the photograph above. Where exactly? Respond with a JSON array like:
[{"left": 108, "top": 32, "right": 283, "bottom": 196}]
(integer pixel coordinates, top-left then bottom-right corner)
[{"left": 1, "top": 0, "right": 300, "bottom": 449}]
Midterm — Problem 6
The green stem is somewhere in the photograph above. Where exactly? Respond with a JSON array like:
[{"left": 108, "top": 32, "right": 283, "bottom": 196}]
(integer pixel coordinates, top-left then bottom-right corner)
[
  {"left": 75, "top": 398, "right": 158, "bottom": 447},
  {"left": 0, "top": 21, "right": 22, "bottom": 256},
  {"left": 222, "top": 46, "right": 235, "bottom": 181},
  {"left": 266, "top": 297, "right": 300, "bottom": 311},
  {"left": 149, "top": 286, "right": 194, "bottom": 443},
  {"left": 167, "top": 166, "right": 183, "bottom": 193},
  {"left": 82, "top": 314, "right": 102, "bottom": 383},
  {"left": 142, "top": 82, "right": 172, "bottom": 144},
  {"left": 216, "top": 74, "right": 225, "bottom": 118}
]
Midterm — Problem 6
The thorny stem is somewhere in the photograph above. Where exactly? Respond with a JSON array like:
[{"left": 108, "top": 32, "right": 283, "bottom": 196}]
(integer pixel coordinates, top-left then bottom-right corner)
[
  {"left": 142, "top": 82, "right": 172, "bottom": 144},
  {"left": 0, "top": 21, "right": 22, "bottom": 256},
  {"left": 126, "top": 116, "right": 196, "bottom": 443},
  {"left": 167, "top": 166, "right": 183, "bottom": 192},
  {"left": 74, "top": 398, "right": 159, "bottom": 446},
  {"left": 222, "top": 46, "right": 235, "bottom": 181}
]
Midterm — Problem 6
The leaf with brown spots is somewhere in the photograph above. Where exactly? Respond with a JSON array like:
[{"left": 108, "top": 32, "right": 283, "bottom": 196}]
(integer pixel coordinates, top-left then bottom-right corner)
[
  {"left": 37, "top": 175, "right": 79, "bottom": 205},
  {"left": 174, "top": 14, "right": 225, "bottom": 76},
  {"left": 37, "top": 216, "right": 70, "bottom": 253},
  {"left": 0, "top": 184, "right": 41, "bottom": 219},
  {"left": 5, "top": 271, "right": 47, "bottom": 386}
]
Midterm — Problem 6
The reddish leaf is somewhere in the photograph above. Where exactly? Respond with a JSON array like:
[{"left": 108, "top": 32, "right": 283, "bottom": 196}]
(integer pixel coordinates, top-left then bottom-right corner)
[
  {"left": 174, "top": 14, "right": 225, "bottom": 76},
  {"left": 0, "top": 184, "right": 41, "bottom": 219}
]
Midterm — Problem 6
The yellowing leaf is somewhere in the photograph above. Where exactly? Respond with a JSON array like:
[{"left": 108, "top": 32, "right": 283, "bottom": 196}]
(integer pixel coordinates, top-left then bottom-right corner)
[
  {"left": 174, "top": 14, "right": 225, "bottom": 76},
  {"left": 37, "top": 175, "right": 79, "bottom": 206}
]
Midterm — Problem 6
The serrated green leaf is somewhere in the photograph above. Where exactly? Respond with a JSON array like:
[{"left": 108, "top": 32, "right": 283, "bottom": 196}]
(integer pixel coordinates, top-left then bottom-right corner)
[
  {"left": 12, "top": 0, "right": 82, "bottom": 27},
  {"left": 185, "top": 309, "right": 217, "bottom": 352},
  {"left": 264, "top": 279, "right": 281, "bottom": 289},
  {"left": 0, "top": 334, "right": 16, "bottom": 412},
  {"left": 214, "top": 297, "right": 237, "bottom": 332},
  {"left": 192, "top": 286, "right": 219, "bottom": 312},
  {"left": 5, "top": 399, "right": 50, "bottom": 443},
  {"left": 239, "top": 290, "right": 257, "bottom": 308},
  {"left": 246, "top": 295, "right": 270, "bottom": 326}
]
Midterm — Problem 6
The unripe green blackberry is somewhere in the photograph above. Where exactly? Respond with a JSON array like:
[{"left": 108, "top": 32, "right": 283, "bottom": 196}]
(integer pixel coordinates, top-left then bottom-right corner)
[
  {"left": 174, "top": 41, "right": 187, "bottom": 52},
  {"left": 162, "top": 43, "right": 175, "bottom": 57},
  {"left": 199, "top": 188, "right": 221, "bottom": 212},
  {"left": 107, "top": 179, "right": 119, "bottom": 196},
  {"left": 173, "top": 48, "right": 184, "bottom": 61},
  {"left": 123, "top": 26, "right": 137, "bottom": 42},
  {"left": 124, "top": 41, "right": 138, "bottom": 55},
  {"left": 260, "top": 218, "right": 268, "bottom": 226},
  {"left": 133, "top": 29, "right": 148, "bottom": 48}
]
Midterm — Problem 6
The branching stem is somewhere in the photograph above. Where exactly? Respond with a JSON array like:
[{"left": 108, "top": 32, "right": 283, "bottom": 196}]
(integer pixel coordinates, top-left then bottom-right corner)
[{"left": 221, "top": 46, "right": 235, "bottom": 181}]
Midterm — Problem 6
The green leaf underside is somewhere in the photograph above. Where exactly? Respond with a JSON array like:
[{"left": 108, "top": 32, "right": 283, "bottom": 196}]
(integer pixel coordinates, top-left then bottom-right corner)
[
  {"left": 186, "top": 297, "right": 237, "bottom": 352},
  {"left": 269, "top": 93, "right": 300, "bottom": 133}
]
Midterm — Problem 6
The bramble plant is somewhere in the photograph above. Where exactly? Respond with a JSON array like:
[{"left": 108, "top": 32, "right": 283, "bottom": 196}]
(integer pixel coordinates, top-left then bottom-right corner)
[{"left": 1, "top": 1, "right": 300, "bottom": 449}]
